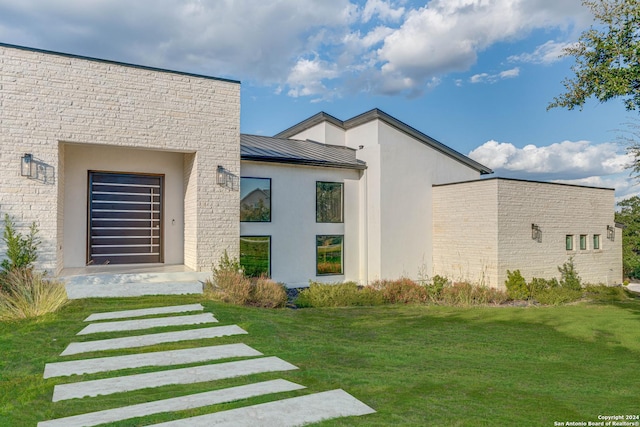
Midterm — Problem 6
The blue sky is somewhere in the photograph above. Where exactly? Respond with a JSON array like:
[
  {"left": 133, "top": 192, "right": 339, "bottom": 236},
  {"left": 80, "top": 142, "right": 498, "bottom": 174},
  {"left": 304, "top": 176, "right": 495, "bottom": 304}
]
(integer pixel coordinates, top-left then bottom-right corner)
[{"left": 0, "top": 0, "right": 636, "bottom": 200}]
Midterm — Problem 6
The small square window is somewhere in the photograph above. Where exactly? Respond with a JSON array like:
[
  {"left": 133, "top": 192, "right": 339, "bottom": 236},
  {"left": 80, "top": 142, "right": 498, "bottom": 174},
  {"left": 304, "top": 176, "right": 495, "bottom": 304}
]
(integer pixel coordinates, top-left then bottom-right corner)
[
  {"left": 316, "top": 235, "right": 343, "bottom": 275},
  {"left": 240, "top": 236, "right": 271, "bottom": 277},
  {"left": 316, "top": 182, "right": 343, "bottom": 223},
  {"left": 593, "top": 234, "right": 600, "bottom": 250},
  {"left": 566, "top": 235, "right": 574, "bottom": 251},
  {"left": 580, "top": 234, "right": 587, "bottom": 250}
]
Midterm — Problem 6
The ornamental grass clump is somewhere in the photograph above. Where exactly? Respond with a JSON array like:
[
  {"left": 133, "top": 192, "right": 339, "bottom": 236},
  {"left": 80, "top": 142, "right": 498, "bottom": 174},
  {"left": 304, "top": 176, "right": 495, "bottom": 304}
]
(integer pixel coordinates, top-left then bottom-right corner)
[
  {"left": 0, "top": 268, "right": 68, "bottom": 321},
  {"left": 370, "top": 278, "right": 428, "bottom": 304},
  {"left": 295, "top": 281, "right": 384, "bottom": 307},
  {"left": 251, "top": 276, "right": 287, "bottom": 308}
]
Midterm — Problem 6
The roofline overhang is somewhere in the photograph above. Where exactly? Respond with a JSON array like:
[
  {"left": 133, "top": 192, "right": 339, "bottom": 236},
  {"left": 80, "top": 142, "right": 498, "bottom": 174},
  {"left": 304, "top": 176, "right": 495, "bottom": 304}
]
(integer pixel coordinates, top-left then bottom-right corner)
[
  {"left": 241, "top": 156, "right": 367, "bottom": 170},
  {"left": 275, "top": 108, "right": 493, "bottom": 175}
]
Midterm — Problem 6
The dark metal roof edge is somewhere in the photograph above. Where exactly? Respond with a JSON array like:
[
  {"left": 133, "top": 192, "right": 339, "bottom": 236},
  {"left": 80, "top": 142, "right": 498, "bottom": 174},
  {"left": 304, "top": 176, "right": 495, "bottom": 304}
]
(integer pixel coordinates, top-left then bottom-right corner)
[
  {"left": 433, "top": 176, "right": 615, "bottom": 191},
  {"left": 0, "top": 42, "right": 240, "bottom": 84},
  {"left": 273, "top": 108, "right": 492, "bottom": 175},
  {"left": 345, "top": 108, "right": 492, "bottom": 174},
  {"left": 303, "top": 138, "right": 358, "bottom": 153},
  {"left": 241, "top": 156, "right": 367, "bottom": 170},
  {"left": 273, "top": 112, "right": 344, "bottom": 138}
]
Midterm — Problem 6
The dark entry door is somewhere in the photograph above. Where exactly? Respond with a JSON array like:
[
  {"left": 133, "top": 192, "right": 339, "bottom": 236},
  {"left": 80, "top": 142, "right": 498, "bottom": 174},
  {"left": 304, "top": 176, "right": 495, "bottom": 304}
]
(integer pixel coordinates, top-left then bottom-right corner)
[{"left": 88, "top": 172, "right": 163, "bottom": 264}]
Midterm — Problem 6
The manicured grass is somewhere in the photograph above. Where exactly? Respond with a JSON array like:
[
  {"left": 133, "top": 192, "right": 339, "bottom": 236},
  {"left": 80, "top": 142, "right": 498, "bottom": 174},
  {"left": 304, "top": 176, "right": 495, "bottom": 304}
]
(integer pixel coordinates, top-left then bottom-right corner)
[{"left": 2, "top": 295, "right": 640, "bottom": 426}]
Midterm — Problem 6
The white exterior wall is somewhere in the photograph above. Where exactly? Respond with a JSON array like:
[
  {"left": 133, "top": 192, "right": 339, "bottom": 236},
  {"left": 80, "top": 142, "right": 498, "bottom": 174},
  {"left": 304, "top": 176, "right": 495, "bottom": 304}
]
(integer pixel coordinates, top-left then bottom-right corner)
[
  {"left": 240, "top": 161, "right": 361, "bottom": 287},
  {"left": 287, "top": 122, "right": 346, "bottom": 146},
  {"left": 433, "top": 179, "right": 622, "bottom": 288},
  {"left": 0, "top": 45, "right": 240, "bottom": 273}
]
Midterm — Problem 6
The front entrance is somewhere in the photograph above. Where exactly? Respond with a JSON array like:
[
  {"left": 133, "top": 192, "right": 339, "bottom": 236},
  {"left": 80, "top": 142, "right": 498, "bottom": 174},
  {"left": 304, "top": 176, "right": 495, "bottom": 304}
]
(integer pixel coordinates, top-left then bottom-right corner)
[{"left": 88, "top": 171, "right": 164, "bottom": 265}]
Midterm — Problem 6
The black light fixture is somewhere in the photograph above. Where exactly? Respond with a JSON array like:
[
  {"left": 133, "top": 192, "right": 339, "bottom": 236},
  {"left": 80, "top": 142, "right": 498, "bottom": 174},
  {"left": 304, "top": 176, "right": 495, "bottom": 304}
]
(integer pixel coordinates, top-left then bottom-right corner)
[
  {"left": 607, "top": 225, "right": 615, "bottom": 241},
  {"left": 216, "top": 165, "right": 226, "bottom": 186},
  {"left": 531, "top": 223, "right": 542, "bottom": 242},
  {"left": 21, "top": 153, "right": 34, "bottom": 178}
]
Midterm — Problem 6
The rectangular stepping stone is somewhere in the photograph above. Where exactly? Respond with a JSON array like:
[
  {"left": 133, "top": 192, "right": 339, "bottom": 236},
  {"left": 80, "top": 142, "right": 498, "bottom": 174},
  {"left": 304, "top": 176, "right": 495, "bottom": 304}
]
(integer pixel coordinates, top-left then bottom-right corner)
[
  {"left": 84, "top": 304, "right": 204, "bottom": 322},
  {"left": 77, "top": 313, "right": 217, "bottom": 335},
  {"left": 61, "top": 325, "right": 247, "bottom": 356},
  {"left": 146, "top": 389, "right": 376, "bottom": 426},
  {"left": 44, "top": 343, "right": 262, "bottom": 378},
  {"left": 52, "top": 356, "right": 299, "bottom": 401},
  {"left": 37, "top": 379, "right": 305, "bottom": 427}
]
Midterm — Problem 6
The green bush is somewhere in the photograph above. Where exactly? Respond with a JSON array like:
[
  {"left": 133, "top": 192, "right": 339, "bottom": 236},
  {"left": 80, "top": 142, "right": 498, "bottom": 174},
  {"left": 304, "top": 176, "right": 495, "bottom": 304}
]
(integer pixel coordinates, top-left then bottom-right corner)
[
  {"left": 0, "top": 268, "right": 68, "bottom": 321},
  {"left": 533, "top": 287, "right": 582, "bottom": 305},
  {"left": 295, "top": 282, "right": 384, "bottom": 308},
  {"left": 427, "top": 275, "right": 449, "bottom": 302},
  {"left": 371, "top": 278, "right": 427, "bottom": 304},
  {"left": 505, "top": 270, "right": 528, "bottom": 300},
  {"left": 1, "top": 214, "right": 40, "bottom": 276},
  {"left": 584, "top": 284, "right": 630, "bottom": 302},
  {"left": 559, "top": 257, "right": 581, "bottom": 290}
]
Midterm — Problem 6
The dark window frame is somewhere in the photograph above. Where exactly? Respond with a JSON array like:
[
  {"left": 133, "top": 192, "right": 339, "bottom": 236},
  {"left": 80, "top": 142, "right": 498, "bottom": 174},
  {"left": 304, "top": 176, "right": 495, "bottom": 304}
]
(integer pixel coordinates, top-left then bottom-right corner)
[
  {"left": 316, "top": 234, "right": 344, "bottom": 276},
  {"left": 240, "top": 235, "right": 271, "bottom": 277},
  {"left": 316, "top": 181, "right": 344, "bottom": 223},
  {"left": 579, "top": 234, "right": 587, "bottom": 250},
  {"left": 240, "top": 177, "right": 272, "bottom": 223},
  {"left": 566, "top": 235, "right": 574, "bottom": 251},
  {"left": 593, "top": 234, "right": 600, "bottom": 250}
]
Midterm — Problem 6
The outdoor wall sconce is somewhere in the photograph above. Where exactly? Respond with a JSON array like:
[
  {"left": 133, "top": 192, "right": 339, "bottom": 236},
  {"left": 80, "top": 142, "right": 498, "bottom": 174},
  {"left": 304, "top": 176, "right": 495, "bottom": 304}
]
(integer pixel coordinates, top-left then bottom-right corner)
[
  {"left": 216, "top": 165, "right": 238, "bottom": 190},
  {"left": 21, "top": 153, "right": 35, "bottom": 178},
  {"left": 531, "top": 223, "right": 542, "bottom": 242},
  {"left": 607, "top": 225, "right": 615, "bottom": 241}
]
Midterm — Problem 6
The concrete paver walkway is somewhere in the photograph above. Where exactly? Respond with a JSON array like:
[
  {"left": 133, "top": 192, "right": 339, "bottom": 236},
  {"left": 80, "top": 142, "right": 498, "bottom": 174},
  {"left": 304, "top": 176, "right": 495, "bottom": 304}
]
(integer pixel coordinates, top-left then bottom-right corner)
[
  {"left": 77, "top": 312, "right": 217, "bottom": 335},
  {"left": 44, "top": 343, "right": 262, "bottom": 378},
  {"left": 61, "top": 325, "right": 247, "bottom": 356},
  {"left": 38, "top": 379, "right": 306, "bottom": 427},
  {"left": 40, "top": 304, "right": 376, "bottom": 426}
]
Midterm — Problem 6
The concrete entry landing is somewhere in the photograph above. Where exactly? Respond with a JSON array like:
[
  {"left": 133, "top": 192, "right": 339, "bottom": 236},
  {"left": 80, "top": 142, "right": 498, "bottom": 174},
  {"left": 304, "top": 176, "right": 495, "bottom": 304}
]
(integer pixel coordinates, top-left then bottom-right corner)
[{"left": 59, "top": 264, "right": 210, "bottom": 299}]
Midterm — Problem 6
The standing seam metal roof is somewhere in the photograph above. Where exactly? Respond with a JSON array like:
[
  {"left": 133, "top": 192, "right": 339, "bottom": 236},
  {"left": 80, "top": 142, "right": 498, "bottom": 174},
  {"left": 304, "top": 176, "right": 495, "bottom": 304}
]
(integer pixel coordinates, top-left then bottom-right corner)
[{"left": 241, "top": 134, "right": 366, "bottom": 170}]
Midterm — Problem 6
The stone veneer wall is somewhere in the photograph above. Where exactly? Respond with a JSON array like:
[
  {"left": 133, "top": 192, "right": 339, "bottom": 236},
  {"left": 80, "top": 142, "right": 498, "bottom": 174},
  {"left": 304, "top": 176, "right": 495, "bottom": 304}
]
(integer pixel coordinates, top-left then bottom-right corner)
[
  {"left": 433, "top": 179, "right": 622, "bottom": 288},
  {"left": 0, "top": 44, "right": 240, "bottom": 273}
]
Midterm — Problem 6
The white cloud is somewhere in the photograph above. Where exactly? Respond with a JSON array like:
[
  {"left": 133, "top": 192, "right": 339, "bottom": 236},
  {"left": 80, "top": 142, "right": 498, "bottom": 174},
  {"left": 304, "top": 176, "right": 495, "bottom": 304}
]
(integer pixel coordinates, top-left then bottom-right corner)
[
  {"left": 470, "top": 67, "right": 520, "bottom": 84},
  {"left": 469, "top": 139, "right": 633, "bottom": 180},
  {"left": 0, "top": 0, "right": 590, "bottom": 97},
  {"left": 509, "top": 40, "right": 577, "bottom": 65}
]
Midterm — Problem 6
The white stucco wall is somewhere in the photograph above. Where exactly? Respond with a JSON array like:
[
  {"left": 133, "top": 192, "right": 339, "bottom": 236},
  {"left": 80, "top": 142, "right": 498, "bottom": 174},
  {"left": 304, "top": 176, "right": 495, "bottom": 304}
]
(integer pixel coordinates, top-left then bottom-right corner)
[
  {"left": 0, "top": 44, "right": 240, "bottom": 273},
  {"left": 62, "top": 144, "right": 186, "bottom": 267},
  {"left": 433, "top": 179, "right": 622, "bottom": 288},
  {"left": 240, "top": 161, "right": 361, "bottom": 287}
]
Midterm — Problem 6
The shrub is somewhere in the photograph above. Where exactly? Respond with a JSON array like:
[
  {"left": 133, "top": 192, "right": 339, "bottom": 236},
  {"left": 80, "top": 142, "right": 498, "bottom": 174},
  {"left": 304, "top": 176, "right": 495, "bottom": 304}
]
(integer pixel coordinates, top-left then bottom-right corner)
[
  {"left": 559, "top": 257, "right": 581, "bottom": 290},
  {"left": 1, "top": 214, "right": 40, "bottom": 276},
  {"left": 371, "top": 278, "right": 427, "bottom": 304},
  {"left": 0, "top": 268, "right": 68, "bottom": 321},
  {"left": 426, "top": 275, "right": 449, "bottom": 302},
  {"left": 206, "top": 252, "right": 252, "bottom": 305},
  {"left": 533, "top": 287, "right": 582, "bottom": 306},
  {"left": 472, "top": 285, "right": 509, "bottom": 305},
  {"left": 250, "top": 276, "right": 287, "bottom": 308},
  {"left": 505, "top": 270, "right": 528, "bottom": 300},
  {"left": 441, "top": 282, "right": 475, "bottom": 306},
  {"left": 584, "top": 284, "right": 630, "bottom": 302},
  {"left": 295, "top": 281, "right": 384, "bottom": 307}
]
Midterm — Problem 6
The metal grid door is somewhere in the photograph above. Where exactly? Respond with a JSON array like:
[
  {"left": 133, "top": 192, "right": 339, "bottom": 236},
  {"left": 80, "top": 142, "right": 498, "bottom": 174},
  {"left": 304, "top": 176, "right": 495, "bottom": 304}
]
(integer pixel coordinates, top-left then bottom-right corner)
[{"left": 88, "top": 172, "right": 163, "bottom": 264}]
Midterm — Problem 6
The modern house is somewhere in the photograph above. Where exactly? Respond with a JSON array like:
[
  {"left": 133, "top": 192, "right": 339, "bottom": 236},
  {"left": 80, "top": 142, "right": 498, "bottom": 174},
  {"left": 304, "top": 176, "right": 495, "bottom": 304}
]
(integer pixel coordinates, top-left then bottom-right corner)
[{"left": 0, "top": 43, "right": 623, "bottom": 290}]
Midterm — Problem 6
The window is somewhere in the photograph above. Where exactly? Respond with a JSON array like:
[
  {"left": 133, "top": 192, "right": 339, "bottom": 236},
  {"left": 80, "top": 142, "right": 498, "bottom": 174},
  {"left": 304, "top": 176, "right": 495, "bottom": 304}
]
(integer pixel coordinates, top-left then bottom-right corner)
[
  {"left": 316, "top": 235, "right": 343, "bottom": 275},
  {"left": 566, "top": 235, "right": 574, "bottom": 251},
  {"left": 240, "top": 236, "right": 270, "bottom": 277},
  {"left": 593, "top": 234, "right": 600, "bottom": 250},
  {"left": 240, "top": 177, "right": 271, "bottom": 222},
  {"left": 580, "top": 234, "right": 587, "bottom": 250},
  {"left": 316, "top": 182, "right": 343, "bottom": 223}
]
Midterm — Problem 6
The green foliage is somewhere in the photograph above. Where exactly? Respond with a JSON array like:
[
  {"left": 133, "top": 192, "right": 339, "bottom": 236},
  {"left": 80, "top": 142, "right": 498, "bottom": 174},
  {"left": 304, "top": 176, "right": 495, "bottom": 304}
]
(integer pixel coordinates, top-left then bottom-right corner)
[
  {"left": 533, "top": 287, "right": 583, "bottom": 306},
  {"left": 0, "top": 268, "right": 67, "bottom": 321},
  {"left": 615, "top": 195, "right": 640, "bottom": 278},
  {"left": 505, "top": 269, "right": 529, "bottom": 300},
  {"left": 558, "top": 257, "right": 582, "bottom": 290},
  {"left": 549, "top": 0, "right": 640, "bottom": 112},
  {"left": 240, "top": 199, "right": 270, "bottom": 222},
  {"left": 427, "top": 275, "right": 449, "bottom": 301},
  {"left": 584, "top": 284, "right": 631, "bottom": 302},
  {"left": 1, "top": 214, "right": 40, "bottom": 275},
  {"left": 295, "top": 282, "right": 384, "bottom": 307}
]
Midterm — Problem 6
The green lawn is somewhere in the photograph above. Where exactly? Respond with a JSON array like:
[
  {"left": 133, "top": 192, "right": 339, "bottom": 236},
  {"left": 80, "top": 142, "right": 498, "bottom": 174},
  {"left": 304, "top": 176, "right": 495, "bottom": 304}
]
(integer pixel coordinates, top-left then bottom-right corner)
[{"left": 2, "top": 295, "right": 640, "bottom": 426}]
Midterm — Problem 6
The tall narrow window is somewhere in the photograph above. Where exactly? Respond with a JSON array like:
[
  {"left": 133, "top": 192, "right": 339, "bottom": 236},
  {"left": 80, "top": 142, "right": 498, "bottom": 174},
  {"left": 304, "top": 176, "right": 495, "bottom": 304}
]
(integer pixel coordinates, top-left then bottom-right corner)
[
  {"left": 240, "top": 236, "right": 271, "bottom": 277},
  {"left": 566, "top": 235, "right": 574, "bottom": 251},
  {"left": 316, "top": 182, "right": 343, "bottom": 223},
  {"left": 316, "top": 235, "right": 343, "bottom": 275},
  {"left": 580, "top": 234, "right": 587, "bottom": 250},
  {"left": 240, "top": 177, "right": 271, "bottom": 222},
  {"left": 593, "top": 234, "right": 600, "bottom": 250}
]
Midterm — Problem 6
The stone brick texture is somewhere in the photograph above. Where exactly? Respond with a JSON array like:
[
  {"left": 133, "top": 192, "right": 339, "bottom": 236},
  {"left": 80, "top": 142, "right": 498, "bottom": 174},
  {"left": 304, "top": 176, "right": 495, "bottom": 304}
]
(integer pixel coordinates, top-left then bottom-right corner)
[{"left": 0, "top": 44, "right": 240, "bottom": 273}]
